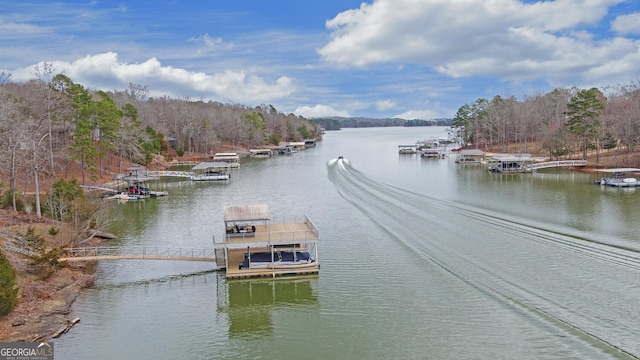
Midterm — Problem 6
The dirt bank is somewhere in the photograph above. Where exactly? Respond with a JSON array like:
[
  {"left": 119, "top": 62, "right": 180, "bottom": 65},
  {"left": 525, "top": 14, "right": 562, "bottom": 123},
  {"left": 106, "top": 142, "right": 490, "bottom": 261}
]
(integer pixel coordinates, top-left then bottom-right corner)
[
  {"left": 0, "top": 209, "right": 98, "bottom": 341},
  {"left": 0, "top": 264, "right": 95, "bottom": 342}
]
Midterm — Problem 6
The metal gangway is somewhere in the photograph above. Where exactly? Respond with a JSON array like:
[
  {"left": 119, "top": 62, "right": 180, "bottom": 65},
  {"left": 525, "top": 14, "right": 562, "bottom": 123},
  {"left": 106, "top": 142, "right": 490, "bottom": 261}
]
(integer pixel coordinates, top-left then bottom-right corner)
[
  {"left": 146, "top": 170, "right": 194, "bottom": 178},
  {"left": 523, "top": 160, "right": 588, "bottom": 171},
  {"left": 59, "top": 246, "right": 217, "bottom": 263}
]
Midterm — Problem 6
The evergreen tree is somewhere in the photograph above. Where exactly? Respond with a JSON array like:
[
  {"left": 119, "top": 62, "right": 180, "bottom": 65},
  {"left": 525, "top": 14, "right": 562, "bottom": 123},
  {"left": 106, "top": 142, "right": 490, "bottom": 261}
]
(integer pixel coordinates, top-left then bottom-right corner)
[
  {"left": 54, "top": 74, "right": 98, "bottom": 184},
  {"left": 565, "top": 88, "right": 606, "bottom": 159},
  {"left": 94, "top": 91, "right": 122, "bottom": 177},
  {"left": 0, "top": 250, "right": 19, "bottom": 316}
]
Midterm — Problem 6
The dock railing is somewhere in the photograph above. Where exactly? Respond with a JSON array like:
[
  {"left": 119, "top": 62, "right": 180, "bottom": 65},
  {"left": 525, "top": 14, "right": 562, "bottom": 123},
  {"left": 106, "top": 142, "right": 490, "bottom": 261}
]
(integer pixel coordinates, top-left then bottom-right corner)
[
  {"left": 269, "top": 214, "right": 319, "bottom": 241},
  {"left": 269, "top": 229, "right": 318, "bottom": 243},
  {"left": 305, "top": 215, "right": 319, "bottom": 237},
  {"left": 524, "top": 160, "right": 588, "bottom": 170},
  {"left": 61, "top": 246, "right": 216, "bottom": 261}
]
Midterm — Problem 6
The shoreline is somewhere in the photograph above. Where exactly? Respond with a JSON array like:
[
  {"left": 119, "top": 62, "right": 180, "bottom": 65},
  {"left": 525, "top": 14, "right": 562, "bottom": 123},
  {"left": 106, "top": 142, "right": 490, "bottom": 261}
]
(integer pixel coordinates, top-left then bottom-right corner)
[
  {"left": 0, "top": 209, "right": 99, "bottom": 342},
  {"left": 0, "top": 260, "right": 95, "bottom": 342}
]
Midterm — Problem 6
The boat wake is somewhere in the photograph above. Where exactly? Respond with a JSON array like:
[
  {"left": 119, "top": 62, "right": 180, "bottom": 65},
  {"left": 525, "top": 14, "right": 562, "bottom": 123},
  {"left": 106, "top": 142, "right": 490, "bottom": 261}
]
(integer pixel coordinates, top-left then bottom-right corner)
[{"left": 328, "top": 157, "right": 640, "bottom": 359}]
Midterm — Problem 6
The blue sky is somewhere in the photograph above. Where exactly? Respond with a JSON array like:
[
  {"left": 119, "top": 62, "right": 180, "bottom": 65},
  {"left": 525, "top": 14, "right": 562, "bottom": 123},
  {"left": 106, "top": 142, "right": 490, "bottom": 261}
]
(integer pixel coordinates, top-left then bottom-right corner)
[{"left": 2, "top": 0, "right": 640, "bottom": 119}]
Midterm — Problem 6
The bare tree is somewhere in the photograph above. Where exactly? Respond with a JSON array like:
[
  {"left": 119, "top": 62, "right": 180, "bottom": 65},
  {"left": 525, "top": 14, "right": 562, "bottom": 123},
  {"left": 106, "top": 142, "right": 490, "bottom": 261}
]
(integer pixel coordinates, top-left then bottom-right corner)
[
  {"left": 0, "top": 71, "right": 11, "bottom": 84},
  {"left": 33, "top": 63, "right": 60, "bottom": 176},
  {"left": 0, "top": 95, "right": 30, "bottom": 211},
  {"left": 29, "top": 132, "right": 50, "bottom": 217}
]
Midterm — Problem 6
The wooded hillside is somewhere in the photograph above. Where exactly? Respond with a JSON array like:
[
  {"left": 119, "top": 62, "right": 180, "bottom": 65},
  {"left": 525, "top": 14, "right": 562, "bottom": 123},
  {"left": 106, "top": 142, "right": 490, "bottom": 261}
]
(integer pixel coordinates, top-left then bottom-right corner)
[
  {"left": 450, "top": 80, "right": 640, "bottom": 167},
  {"left": 0, "top": 69, "right": 321, "bottom": 214}
]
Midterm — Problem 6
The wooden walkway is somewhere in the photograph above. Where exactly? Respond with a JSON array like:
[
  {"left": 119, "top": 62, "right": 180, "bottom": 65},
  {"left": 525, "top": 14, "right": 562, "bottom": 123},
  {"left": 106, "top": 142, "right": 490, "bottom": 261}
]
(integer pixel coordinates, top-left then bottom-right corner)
[
  {"left": 80, "top": 185, "right": 118, "bottom": 193},
  {"left": 146, "top": 170, "right": 193, "bottom": 178},
  {"left": 524, "top": 160, "right": 588, "bottom": 170},
  {"left": 59, "top": 246, "right": 217, "bottom": 263}
]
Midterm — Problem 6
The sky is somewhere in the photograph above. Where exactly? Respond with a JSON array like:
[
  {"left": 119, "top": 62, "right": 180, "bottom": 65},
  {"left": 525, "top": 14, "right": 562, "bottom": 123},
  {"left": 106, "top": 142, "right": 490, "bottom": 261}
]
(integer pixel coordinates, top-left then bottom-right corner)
[{"left": 2, "top": 0, "right": 640, "bottom": 120}]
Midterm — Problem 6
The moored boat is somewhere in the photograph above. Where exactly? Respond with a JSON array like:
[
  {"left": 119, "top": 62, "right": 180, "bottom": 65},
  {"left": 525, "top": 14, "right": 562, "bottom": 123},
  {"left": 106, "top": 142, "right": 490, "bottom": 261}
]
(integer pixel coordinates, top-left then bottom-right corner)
[
  {"left": 595, "top": 168, "right": 640, "bottom": 187},
  {"left": 239, "top": 251, "right": 315, "bottom": 269}
]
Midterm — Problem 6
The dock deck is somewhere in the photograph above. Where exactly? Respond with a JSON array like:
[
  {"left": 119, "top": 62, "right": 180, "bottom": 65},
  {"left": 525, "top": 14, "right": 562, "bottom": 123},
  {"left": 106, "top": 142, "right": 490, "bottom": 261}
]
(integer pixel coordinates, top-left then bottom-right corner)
[{"left": 221, "top": 223, "right": 319, "bottom": 279}]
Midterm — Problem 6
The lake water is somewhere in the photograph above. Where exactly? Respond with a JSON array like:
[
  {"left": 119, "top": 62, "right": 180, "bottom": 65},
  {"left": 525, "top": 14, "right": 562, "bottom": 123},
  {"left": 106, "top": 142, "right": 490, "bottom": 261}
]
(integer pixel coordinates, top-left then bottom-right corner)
[{"left": 55, "top": 127, "right": 640, "bottom": 359}]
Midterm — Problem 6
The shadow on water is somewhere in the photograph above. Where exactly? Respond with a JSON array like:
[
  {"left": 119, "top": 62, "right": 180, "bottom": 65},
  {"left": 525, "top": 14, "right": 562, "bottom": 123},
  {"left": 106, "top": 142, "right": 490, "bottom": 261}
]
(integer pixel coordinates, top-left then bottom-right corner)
[
  {"left": 92, "top": 268, "right": 219, "bottom": 290},
  {"left": 327, "top": 157, "right": 640, "bottom": 359},
  {"left": 217, "top": 276, "right": 319, "bottom": 339}
]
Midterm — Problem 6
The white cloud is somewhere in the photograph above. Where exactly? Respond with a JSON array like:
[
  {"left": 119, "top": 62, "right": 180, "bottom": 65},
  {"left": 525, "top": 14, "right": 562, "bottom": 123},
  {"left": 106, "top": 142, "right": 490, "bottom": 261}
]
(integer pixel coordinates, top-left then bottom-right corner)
[
  {"left": 188, "top": 33, "right": 234, "bottom": 50},
  {"left": 394, "top": 109, "right": 439, "bottom": 121},
  {"left": 10, "top": 52, "right": 295, "bottom": 104},
  {"left": 611, "top": 13, "right": 640, "bottom": 35},
  {"left": 294, "top": 104, "right": 350, "bottom": 118},
  {"left": 318, "top": 0, "right": 635, "bottom": 85},
  {"left": 375, "top": 99, "right": 396, "bottom": 111},
  {"left": 583, "top": 47, "right": 640, "bottom": 83},
  {"left": 0, "top": 18, "right": 48, "bottom": 38}
]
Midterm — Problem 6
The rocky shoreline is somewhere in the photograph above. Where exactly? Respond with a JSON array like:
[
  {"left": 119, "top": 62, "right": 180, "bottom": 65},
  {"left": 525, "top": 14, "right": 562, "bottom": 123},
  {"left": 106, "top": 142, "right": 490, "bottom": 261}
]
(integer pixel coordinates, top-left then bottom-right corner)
[
  {"left": 0, "top": 208, "right": 98, "bottom": 342},
  {"left": 0, "top": 262, "right": 95, "bottom": 342}
]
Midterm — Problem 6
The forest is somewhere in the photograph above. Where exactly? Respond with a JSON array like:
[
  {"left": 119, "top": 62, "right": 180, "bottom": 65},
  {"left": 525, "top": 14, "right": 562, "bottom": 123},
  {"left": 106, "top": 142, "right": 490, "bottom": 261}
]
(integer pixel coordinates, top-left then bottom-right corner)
[
  {"left": 0, "top": 65, "right": 321, "bottom": 217},
  {"left": 450, "top": 79, "right": 640, "bottom": 166}
]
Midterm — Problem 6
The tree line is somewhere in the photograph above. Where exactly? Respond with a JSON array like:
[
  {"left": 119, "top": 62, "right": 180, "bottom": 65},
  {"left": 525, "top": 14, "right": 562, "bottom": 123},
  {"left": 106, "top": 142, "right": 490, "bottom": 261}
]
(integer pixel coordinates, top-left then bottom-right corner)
[
  {"left": 315, "top": 116, "right": 408, "bottom": 129},
  {"left": 0, "top": 66, "right": 321, "bottom": 217},
  {"left": 314, "top": 116, "right": 453, "bottom": 130},
  {"left": 450, "top": 79, "right": 640, "bottom": 165}
]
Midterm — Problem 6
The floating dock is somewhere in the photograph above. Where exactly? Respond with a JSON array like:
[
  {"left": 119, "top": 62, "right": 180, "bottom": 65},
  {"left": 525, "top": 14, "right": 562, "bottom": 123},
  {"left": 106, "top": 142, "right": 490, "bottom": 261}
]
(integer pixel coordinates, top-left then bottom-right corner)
[{"left": 214, "top": 204, "right": 319, "bottom": 279}]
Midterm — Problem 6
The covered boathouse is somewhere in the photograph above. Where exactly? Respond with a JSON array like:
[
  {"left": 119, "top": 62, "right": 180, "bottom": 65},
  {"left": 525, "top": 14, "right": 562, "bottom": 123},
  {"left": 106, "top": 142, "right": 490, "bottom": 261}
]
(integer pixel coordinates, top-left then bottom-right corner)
[{"left": 214, "top": 204, "right": 319, "bottom": 279}]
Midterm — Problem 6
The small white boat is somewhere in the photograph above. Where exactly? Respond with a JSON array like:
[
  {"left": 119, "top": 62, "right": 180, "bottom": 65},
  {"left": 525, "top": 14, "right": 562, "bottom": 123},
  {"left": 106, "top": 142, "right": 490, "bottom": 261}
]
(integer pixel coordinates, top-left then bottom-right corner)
[
  {"left": 599, "top": 177, "right": 639, "bottom": 187},
  {"left": 239, "top": 251, "right": 315, "bottom": 270},
  {"left": 104, "top": 192, "right": 140, "bottom": 202},
  {"left": 594, "top": 168, "right": 640, "bottom": 187}
]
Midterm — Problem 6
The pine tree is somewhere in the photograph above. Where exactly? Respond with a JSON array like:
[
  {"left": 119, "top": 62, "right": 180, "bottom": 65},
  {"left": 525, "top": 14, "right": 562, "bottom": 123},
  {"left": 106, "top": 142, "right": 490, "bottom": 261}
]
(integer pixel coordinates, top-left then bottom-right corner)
[{"left": 0, "top": 250, "right": 19, "bottom": 316}]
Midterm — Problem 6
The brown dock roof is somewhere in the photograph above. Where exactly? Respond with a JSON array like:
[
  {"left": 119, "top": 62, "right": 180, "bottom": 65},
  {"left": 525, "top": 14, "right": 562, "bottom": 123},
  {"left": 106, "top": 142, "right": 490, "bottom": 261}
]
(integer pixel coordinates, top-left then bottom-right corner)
[{"left": 223, "top": 204, "right": 270, "bottom": 222}]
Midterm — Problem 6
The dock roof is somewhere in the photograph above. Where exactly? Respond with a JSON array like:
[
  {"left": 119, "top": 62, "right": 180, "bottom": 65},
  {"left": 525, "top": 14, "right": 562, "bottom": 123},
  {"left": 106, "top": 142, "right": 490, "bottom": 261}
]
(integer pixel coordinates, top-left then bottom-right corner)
[
  {"left": 491, "top": 156, "right": 534, "bottom": 162},
  {"left": 126, "top": 165, "right": 147, "bottom": 171},
  {"left": 594, "top": 168, "right": 640, "bottom": 173},
  {"left": 223, "top": 204, "right": 270, "bottom": 222},
  {"left": 191, "top": 161, "right": 230, "bottom": 170}
]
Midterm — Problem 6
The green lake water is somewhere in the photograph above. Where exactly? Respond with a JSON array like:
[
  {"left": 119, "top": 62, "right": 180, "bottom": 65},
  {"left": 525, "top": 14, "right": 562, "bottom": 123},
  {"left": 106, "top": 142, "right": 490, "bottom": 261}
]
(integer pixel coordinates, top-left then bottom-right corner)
[{"left": 55, "top": 127, "right": 640, "bottom": 359}]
